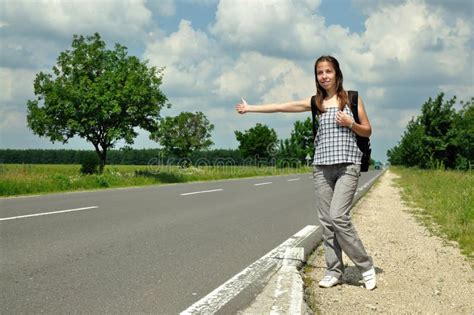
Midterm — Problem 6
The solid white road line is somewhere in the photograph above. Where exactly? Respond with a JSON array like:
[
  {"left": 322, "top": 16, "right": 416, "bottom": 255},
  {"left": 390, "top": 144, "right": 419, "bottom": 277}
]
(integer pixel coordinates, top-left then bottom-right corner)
[
  {"left": 254, "top": 182, "right": 272, "bottom": 186},
  {"left": 180, "top": 225, "right": 318, "bottom": 315},
  {"left": 0, "top": 206, "right": 99, "bottom": 222},
  {"left": 355, "top": 171, "right": 384, "bottom": 196},
  {"left": 180, "top": 189, "right": 223, "bottom": 196}
]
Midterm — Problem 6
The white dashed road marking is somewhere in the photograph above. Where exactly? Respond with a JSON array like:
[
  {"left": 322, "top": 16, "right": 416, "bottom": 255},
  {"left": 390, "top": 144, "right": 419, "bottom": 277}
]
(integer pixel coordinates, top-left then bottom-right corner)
[
  {"left": 180, "top": 189, "right": 223, "bottom": 196},
  {"left": 287, "top": 178, "right": 300, "bottom": 182},
  {"left": 0, "top": 206, "right": 99, "bottom": 222},
  {"left": 254, "top": 182, "right": 272, "bottom": 186}
]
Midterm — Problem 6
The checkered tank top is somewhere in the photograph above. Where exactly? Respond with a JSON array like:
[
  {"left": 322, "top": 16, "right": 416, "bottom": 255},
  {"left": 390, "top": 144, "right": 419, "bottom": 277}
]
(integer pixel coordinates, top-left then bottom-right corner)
[{"left": 312, "top": 105, "right": 363, "bottom": 166}]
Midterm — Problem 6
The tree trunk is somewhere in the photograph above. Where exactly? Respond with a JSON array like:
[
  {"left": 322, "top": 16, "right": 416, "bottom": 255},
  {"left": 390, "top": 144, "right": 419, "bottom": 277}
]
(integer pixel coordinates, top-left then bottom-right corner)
[
  {"left": 98, "top": 148, "right": 107, "bottom": 174},
  {"left": 90, "top": 141, "right": 107, "bottom": 174}
]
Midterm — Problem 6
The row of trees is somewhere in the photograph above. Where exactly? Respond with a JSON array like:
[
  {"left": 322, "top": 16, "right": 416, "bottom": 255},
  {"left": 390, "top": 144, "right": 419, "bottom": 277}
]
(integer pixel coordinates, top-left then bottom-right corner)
[
  {"left": 387, "top": 93, "right": 473, "bottom": 170},
  {"left": 2, "top": 117, "right": 314, "bottom": 167},
  {"left": 0, "top": 148, "right": 243, "bottom": 166},
  {"left": 234, "top": 119, "right": 315, "bottom": 167}
]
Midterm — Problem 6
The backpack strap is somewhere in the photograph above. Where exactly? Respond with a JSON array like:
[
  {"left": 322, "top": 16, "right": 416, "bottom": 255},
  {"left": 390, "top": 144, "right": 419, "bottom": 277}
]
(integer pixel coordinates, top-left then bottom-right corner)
[
  {"left": 310, "top": 95, "right": 319, "bottom": 140},
  {"left": 348, "top": 90, "right": 371, "bottom": 172},
  {"left": 348, "top": 90, "right": 359, "bottom": 123}
]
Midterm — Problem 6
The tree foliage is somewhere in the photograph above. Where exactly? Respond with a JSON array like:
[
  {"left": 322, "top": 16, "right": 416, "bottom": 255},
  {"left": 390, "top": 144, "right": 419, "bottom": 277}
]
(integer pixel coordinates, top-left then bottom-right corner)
[
  {"left": 234, "top": 123, "right": 278, "bottom": 163},
  {"left": 26, "top": 33, "right": 168, "bottom": 172},
  {"left": 387, "top": 93, "right": 473, "bottom": 170},
  {"left": 150, "top": 111, "right": 214, "bottom": 162},
  {"left": 277, "top": 117, "right": 314, "bottom": 167}
]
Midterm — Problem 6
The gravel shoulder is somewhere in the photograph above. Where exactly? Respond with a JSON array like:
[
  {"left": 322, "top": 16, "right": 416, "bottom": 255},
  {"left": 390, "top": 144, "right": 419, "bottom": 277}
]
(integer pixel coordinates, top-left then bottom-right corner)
[{"left": 303, "top": 170, "right": 474, "bottom": 314}]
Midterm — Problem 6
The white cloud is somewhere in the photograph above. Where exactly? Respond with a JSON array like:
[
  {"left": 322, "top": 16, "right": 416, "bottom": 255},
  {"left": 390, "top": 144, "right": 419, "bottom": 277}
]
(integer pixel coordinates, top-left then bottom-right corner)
[
  {"left": 215, "top": 52, "right": 313, "bottom": 100},
  {"left": 397, "top": 108, "right": 420, "bottom": 129},
  {"left": 0, "top": 67, "right": 36, "bottom": 103},
  {"left": 1, "top": 0, "right": 153, "bottom": 40},
  {"left": 209, "top": 0, "right": 471, "bottom": 89},
  {"left": 0, "top": 109, "right": 23, "bottom": 131},
  {"left": 354, "top": 0, "right": 474, "bottom": 25},
  {"left": 147, "top": 20, "right": 214, "bottom": 66},
  {"left": 144, "top": 0, "right": 326, "bottom": 100},
  {"left": 438, "top": 84, "right": 474, "bottom": 105},
  {"left": 0, "top": 36, "right": 65, "bottom": 69},
  {"left": 144, "top": 20, "right": 228, "bottom": 96},
  {"left": 359, "top": 0, "right": 472, "bottom": 83},
  {"left": 145, "top": 0, "right": 176, "bottom": 17},
  {"left": 0, "top": 0, "right": 156, "bottom": 71},
  {"left": 366, "top": 87, "right": 385, "bottom": 102},
  {"left": 211, "top": 0, "right": 325, "bottom": 58}
]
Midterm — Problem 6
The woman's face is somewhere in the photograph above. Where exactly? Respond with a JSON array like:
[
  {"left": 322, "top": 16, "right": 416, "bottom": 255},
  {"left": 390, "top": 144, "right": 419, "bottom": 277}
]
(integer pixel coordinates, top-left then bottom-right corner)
[{"left": 316, "top": 61, "right": 336, "bottom": 92}]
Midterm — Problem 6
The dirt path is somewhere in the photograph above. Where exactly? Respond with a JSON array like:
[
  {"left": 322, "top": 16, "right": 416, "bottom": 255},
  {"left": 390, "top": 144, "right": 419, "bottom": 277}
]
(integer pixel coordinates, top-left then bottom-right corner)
[{"left": 303, "top": 170, "right": 474, "bottom": 314}]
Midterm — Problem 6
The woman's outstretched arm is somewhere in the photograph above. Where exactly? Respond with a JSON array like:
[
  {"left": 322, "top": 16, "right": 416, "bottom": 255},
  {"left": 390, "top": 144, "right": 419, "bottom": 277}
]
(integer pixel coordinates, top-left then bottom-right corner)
[{"left": 236, "top": 97, "right": 311, "bottom": 114}]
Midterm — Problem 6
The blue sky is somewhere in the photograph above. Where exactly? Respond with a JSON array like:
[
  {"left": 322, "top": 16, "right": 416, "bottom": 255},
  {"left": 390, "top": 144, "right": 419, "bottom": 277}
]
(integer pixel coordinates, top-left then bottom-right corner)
[{"left": 1, "top": 0, "right": 473, "bottom": 162}]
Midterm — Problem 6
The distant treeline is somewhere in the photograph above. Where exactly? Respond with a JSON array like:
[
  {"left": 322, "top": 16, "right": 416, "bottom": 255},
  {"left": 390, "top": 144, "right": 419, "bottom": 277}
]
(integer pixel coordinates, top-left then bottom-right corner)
[{"left": 0, "top": 148, "right": 248, "bottom": 166}]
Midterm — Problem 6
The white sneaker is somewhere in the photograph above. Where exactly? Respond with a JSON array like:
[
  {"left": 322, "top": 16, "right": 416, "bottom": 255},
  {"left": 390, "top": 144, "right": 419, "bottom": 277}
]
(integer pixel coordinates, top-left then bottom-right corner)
[
  {"left": 362, "top": 267, "right": 376, "bottom": 290},
  {"left": 318, "top": 275, "right": 341, "bottom": 288}
]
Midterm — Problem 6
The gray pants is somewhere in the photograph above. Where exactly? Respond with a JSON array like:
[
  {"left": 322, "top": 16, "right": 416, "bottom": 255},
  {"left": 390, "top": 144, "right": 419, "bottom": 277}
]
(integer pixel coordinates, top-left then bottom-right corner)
[{"left": 313, "top": 163, "right": 373, "bottom": 278}]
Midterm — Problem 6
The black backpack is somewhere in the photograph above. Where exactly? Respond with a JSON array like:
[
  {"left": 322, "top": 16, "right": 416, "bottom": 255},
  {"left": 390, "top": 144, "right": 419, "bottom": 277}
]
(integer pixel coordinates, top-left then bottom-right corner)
[{"left": 310, "top": 90, "right": 371, "bottom": 172}]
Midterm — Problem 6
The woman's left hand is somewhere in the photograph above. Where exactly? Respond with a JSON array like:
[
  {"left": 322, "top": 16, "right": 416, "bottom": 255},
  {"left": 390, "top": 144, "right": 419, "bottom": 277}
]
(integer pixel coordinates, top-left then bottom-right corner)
[{"left": 335, "top": 110, "right": 353, "bottom": 128}]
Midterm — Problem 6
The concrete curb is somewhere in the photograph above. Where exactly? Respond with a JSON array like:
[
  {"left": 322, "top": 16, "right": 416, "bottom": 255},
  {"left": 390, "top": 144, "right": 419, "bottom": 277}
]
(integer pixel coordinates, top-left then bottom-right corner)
[
  {"left": 180, "top": 225, "right": 321, "bottom": 315},
  {"left": 239, "top": 247, "right": 313, "bottom": 315}
]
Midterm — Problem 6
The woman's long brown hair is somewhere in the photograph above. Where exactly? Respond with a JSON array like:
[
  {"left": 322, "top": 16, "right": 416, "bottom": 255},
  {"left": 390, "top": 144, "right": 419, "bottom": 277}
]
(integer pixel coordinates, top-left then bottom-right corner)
[{"left": 314, "top": 55, "right": 348, "bottom": 112}]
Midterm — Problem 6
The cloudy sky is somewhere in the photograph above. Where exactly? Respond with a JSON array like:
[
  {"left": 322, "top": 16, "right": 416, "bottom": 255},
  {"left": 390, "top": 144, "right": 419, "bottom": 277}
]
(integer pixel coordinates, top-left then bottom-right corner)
[{"left": 1, "top": 0, "right": 473, "bottom": 162}]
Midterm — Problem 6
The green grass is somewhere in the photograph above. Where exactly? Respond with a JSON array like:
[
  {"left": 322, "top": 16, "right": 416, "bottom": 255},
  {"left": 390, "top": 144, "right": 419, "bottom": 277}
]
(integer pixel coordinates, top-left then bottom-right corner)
[
  {"left": 391, "top": 166, "right": 473, "bottom": 261},
  {"left": 0, "top": 164, "right": 311, "bottom": 197}
]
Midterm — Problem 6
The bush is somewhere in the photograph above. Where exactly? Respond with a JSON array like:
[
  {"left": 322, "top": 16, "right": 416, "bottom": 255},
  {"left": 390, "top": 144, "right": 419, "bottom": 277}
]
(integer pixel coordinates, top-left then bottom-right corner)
[
  {"left": 455, "top": 156, "right": 471, "bottom": 171},
  {"left": 95, "top": 175, "right": 109, "bottom": 187},
  {"left": 80, "top": 153, "right": 100, "bottom": 174}
]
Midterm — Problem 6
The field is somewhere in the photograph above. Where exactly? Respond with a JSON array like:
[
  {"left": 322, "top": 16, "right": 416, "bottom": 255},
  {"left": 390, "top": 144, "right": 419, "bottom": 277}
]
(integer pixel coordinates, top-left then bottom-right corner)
[
  {"left": 392, "top": 167, "right": 473, "bottom": 260},
  {"left": 0, "top": 164, "right": 311, "bottom": 197}
]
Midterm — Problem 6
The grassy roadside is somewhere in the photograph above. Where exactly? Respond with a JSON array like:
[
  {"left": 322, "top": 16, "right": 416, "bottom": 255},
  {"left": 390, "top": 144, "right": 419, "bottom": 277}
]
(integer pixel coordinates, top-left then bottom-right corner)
[
  {"left": 302, "top": 167, "right": 473, "bottom": 313},
  {"left": 391, "top": 166, "right": 473, "bottom": 261},
  {"left": 0, "top": 164, "right": 311, "bottom": 197}
]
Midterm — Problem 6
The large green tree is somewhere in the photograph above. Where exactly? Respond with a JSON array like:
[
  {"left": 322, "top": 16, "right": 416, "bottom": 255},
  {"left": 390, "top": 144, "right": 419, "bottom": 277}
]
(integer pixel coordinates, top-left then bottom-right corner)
[
  {"left": 234, "top": 123, "right": 278, "bottom": 163},
  {"left": 27, "top": 33, "right": 168, "bottom": 172},
  {"left": 387, "top": 93, "right": 473, "bottom": 170},
  {"left": 150, "top": 111, "right": 214, "bottom": 162},
  {"left": 419, "top": 93, "right": 457, "bottom": 168},
  {"left": 450, "top": 98, "right": 474, "bottom": 169}
]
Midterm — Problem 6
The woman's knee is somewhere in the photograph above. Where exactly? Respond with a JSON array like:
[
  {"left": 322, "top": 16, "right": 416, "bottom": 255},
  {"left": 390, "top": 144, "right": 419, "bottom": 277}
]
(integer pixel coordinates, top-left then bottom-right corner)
[{"left": 330, "top": 213, "right": 351, "bottom": 229}]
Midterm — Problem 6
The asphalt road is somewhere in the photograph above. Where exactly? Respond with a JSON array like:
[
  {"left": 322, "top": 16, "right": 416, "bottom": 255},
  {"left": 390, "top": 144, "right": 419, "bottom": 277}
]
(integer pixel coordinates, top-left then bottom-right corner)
[{"left": 1, "top": 170, "right": 382, "bottom": 314}]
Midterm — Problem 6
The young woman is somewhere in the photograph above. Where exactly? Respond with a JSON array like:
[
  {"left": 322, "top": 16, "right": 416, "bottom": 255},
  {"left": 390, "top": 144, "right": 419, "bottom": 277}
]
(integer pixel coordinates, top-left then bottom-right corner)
[{"left": 235, "top": 55, "right": 376, "bottom": 290}]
